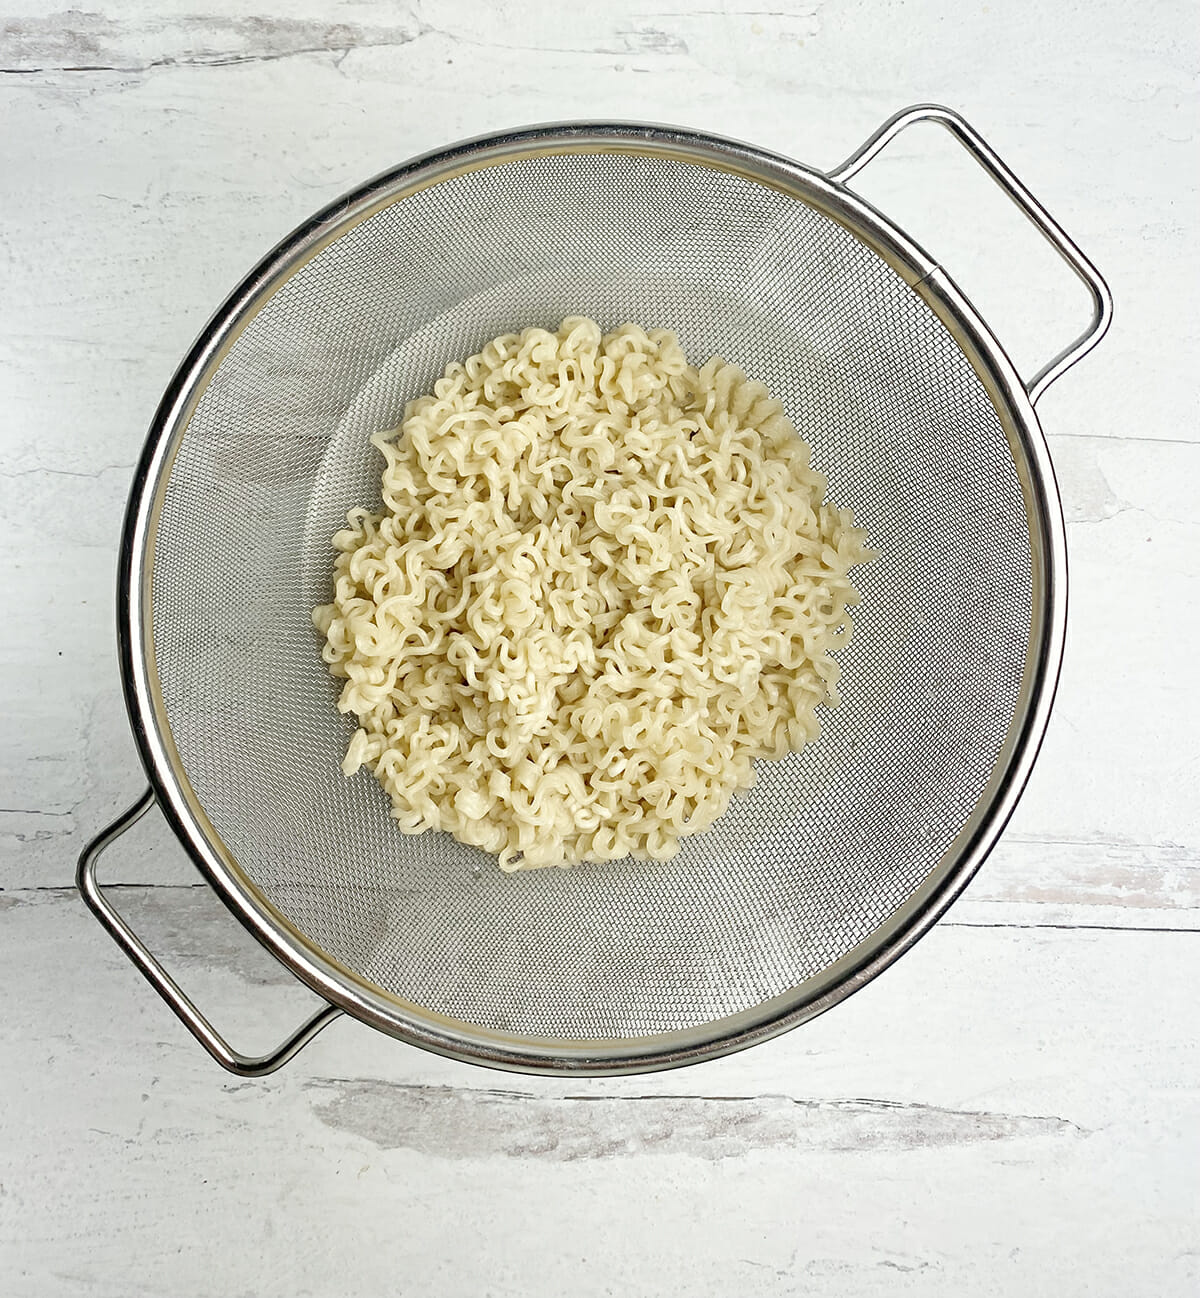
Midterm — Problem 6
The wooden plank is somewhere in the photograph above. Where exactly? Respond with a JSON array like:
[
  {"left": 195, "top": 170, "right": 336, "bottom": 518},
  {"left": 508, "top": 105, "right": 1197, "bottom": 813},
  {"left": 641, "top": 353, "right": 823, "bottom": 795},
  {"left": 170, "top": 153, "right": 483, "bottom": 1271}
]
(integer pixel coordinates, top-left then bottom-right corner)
[
  {"left": 7, "top": 435, "right": 1197, "bottom": 924},
  {"left": 3, "top": 0, "right": 1195, "bottom": 898},
  {"left": 2, "top": 887, "right": 1197, "bottom": 1296}
]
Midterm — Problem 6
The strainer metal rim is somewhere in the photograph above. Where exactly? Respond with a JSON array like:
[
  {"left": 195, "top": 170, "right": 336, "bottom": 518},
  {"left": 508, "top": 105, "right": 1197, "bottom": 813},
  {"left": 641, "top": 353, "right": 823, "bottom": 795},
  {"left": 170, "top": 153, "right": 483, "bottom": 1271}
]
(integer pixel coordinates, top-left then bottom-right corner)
[{"left": 114, "top": 117, "right": 1070, "bottom": 1075}]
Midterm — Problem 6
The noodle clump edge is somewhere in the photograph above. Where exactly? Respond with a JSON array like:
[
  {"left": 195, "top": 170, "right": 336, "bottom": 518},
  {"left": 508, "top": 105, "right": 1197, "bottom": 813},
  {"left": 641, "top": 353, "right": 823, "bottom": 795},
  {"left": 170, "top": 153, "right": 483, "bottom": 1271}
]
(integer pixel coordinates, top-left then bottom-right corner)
[{"left": 314, "top": 317, "right": 874, "bottom": 871}]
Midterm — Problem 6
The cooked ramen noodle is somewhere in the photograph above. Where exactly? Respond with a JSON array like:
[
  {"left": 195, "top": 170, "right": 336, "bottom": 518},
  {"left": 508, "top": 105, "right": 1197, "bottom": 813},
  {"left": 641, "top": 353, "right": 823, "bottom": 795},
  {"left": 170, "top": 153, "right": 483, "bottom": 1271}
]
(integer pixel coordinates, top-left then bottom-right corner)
[{"left": 314, "top": 317, "right": 873, "bottom": 870}]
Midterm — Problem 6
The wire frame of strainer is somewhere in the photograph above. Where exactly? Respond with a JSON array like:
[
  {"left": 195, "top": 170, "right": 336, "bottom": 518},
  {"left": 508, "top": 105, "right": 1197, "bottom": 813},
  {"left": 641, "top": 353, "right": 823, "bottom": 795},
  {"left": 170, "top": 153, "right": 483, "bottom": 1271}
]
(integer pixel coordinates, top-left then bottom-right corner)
[{"left": 79, "top": 105, "right": 1110, "bottom": 1077}]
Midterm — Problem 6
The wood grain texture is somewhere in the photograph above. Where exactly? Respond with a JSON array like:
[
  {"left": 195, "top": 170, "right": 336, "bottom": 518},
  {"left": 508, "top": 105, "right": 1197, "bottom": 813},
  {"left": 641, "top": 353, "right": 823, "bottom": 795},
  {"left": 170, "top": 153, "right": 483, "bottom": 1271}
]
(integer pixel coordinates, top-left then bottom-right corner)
[
  {"left": 1, "top": 1, "right": 1198, "bottom": 1294},
  {"left": 3, "top": 889, "right": 1198, "bottom": 1296}
]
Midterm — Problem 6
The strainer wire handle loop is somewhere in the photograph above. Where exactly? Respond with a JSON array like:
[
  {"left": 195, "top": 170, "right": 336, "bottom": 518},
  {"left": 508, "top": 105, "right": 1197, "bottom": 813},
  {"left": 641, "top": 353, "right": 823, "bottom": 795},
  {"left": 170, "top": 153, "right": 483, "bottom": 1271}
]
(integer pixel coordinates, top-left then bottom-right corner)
[
  {"left": 828, "top": 103, "right": 1113, "bottom": 405},
  {"left": 77, "top": 789, "right": 343, "bottom": 1076}
]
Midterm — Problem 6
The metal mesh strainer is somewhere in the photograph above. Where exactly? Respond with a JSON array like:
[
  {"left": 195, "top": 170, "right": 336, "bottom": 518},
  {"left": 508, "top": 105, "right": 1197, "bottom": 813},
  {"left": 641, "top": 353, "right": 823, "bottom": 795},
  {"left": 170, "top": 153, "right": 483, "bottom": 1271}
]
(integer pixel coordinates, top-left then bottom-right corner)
[{"left": 79, "top": 106, "right": 1110, "bottom": 1076}]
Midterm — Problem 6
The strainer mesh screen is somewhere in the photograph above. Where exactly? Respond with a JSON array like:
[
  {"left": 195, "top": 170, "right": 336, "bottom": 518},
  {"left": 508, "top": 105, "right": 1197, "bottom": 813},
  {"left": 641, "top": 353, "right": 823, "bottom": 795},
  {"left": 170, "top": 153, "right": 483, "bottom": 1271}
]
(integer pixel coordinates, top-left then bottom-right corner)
[{"left": 150, "top": 151, "right": 1032, "bottom": 1041}]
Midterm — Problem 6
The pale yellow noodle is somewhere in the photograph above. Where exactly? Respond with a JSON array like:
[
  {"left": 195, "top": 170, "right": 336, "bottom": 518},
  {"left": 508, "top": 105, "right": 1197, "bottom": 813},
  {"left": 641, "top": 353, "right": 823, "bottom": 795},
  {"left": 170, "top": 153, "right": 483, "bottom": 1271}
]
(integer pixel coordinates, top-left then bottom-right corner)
[{"left": 314, "top": 317, "right": 873, "bottom": 871}]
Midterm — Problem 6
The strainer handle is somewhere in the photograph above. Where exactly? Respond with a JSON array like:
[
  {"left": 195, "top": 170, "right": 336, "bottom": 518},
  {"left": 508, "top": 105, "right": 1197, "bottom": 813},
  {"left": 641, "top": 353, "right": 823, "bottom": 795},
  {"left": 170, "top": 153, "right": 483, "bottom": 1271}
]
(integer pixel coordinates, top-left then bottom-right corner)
[
  {"left": 827, "top": 103, "right": 1113, "bottom": 405},
  {"left": 77, "top": 789, "right": 342, "bottom": 1077}
]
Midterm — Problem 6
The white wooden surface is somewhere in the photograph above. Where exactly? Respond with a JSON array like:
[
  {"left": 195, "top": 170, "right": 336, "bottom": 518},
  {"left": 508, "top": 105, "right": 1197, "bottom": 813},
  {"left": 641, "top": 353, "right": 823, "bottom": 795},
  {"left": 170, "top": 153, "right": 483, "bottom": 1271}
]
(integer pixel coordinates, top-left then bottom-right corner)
[{"left": 2, "top": 2, "right": 1198, "bottom": 1294}]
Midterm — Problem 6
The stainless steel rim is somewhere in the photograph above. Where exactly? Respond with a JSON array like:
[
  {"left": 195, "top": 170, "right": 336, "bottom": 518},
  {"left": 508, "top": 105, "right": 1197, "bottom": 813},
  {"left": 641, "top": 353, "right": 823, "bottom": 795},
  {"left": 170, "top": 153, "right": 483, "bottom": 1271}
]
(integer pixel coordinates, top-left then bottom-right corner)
[{"left": 116, "top": 118, "right": 1069, "bottom": 1075}]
